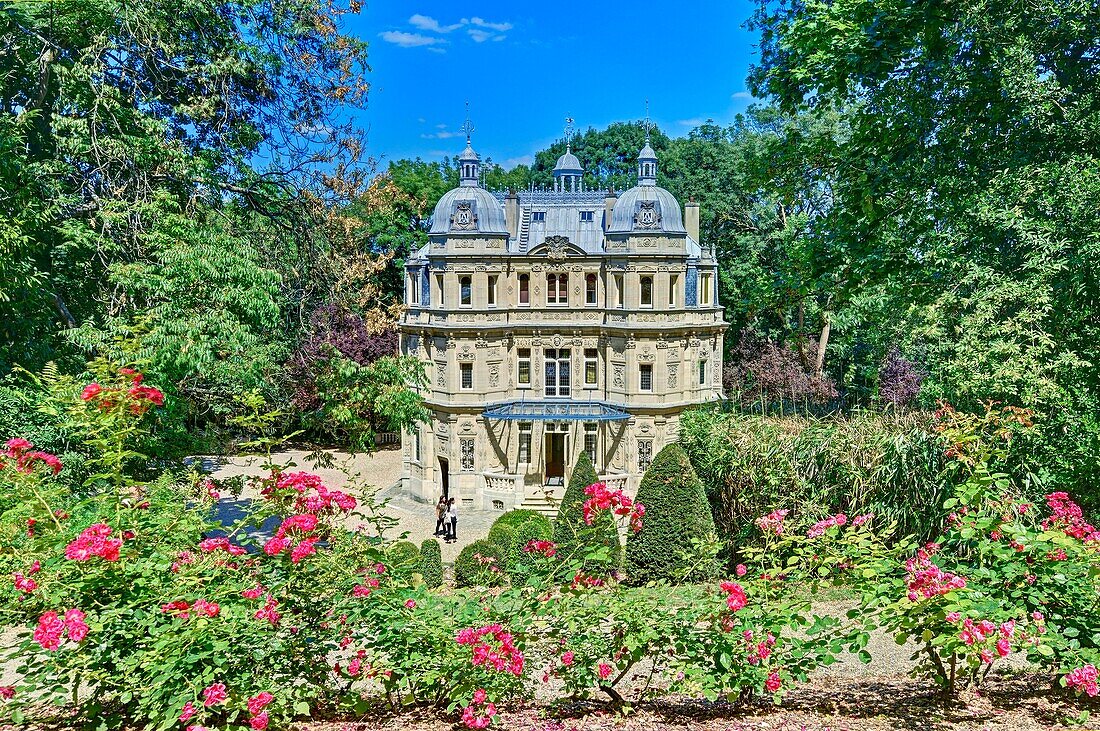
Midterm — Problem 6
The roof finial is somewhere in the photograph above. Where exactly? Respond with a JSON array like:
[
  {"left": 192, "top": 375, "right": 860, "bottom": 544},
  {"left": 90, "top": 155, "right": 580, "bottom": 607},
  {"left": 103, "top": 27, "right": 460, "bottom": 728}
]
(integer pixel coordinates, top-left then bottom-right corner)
[
  {"left": 461, "top": 100, "right": 475, "bottom": 144},
  {"left": 564, "top": 116, "right": 574, "bottom": 153}
]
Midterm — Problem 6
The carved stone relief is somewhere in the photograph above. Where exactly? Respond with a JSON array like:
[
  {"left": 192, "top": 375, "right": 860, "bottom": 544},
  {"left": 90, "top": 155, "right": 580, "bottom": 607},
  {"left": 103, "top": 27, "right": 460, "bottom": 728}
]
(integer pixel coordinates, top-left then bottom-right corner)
[{"left": 612, "top": 363, "right": 625, "bottom": 389}]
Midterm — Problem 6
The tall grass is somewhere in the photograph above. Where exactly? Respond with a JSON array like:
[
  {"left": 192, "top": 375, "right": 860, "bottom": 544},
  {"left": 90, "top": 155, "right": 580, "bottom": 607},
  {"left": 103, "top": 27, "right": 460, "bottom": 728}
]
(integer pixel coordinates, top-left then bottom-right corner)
[{"left": 679, "top": 406, "right": 954, "bottom": 553}]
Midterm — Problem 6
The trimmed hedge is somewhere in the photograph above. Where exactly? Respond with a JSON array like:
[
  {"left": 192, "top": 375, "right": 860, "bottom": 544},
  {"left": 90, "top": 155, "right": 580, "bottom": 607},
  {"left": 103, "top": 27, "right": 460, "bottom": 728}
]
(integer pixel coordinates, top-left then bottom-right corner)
[
  {"left": 487, "top": 509, "right": 549, "bottom": 550},
  {"left": 454, "top": 539, "right": 507, "bottom": 587},
  {"left": 553, "top": 452, "right": 621, "bottom": 572},
  {"left": 625, "top": 442, "right": 718, "bottom": 584},
  {"left": 505, "top": 517, "right": 554, "bottom": 584},
  {"left": 418, "top": 538, "right": 443, "bottom": 588},
  {"left": 387, "top": 540, "right": 421, "bottom": 575}
]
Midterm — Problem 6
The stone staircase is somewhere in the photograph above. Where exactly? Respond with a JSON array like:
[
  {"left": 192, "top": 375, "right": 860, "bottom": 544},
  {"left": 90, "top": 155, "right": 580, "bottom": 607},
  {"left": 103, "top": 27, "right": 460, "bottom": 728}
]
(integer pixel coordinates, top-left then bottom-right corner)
[{"left": 519, "top": 479, "right": 563, "bottom": 517}]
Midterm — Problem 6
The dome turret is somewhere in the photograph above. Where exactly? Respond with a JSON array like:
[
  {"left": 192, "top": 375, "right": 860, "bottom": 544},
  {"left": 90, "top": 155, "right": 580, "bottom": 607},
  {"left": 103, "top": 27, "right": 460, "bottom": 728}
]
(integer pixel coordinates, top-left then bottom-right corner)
[{"left": 552, "top": 117, "right": 584, "bottom": 192}]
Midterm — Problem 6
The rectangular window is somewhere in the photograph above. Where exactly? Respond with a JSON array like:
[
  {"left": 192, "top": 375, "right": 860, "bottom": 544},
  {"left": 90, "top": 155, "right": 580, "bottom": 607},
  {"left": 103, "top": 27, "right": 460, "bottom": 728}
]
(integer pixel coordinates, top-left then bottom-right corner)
[
  {"left": 584, "top": 349, "right": 598, "bottom": 386},
  {"left": 584, "top": 423, "right": 598, "bottom": 467},
  {"left": 460, "top": 362, "right": 473, "bottom": 390},
  {"left": 460, "top": 438, "right": 475, "bottom": 472},
  {"left": 701, "top": 274, "right": 712, "bottom": 306},
  {"left": 699, "top": 359, "right": 708, "bottom": 386},
  {"left": 639, "top": 364, "right": 653, "bottom": 392},
  {"left": 544, "top": 348, "right": 571, "bottom": 397},
  {"left": 409, "top": 272, "right": 419, "bottom": 305},
  {"left": 460, "top": 275, "right": 472, "bottom": 307},
  {"left": 669, "top": 274, "right": 678, "bottom": 307},
  {"left": 436, "top": 274, "right": 445, "bottom": 308},
  {"left": 519, "top": 423, "right": 532, "bottom": 463},
  {"left": 532, "top": 211, "right": 546, "bottom": 223},
  {"left": 638, "top": 440, "right": 653, "bottom": 472},
  {"left": 614, "top": 274, "right": 625, "bottom": 308},
  {"left": 517, "top": 348, "right": 531, "bottom": 386},
  {"left": 487, "top": 275, "right": 497, "bottom": 307},
  {"left": 414, "top": 428, "right": 421, "bottom": 462},
  {"left": 580, "top": 210, "right": 594, "bottom": 223},
  {"left": 640, "top": 276, "right": 653, "bottom": 308}
]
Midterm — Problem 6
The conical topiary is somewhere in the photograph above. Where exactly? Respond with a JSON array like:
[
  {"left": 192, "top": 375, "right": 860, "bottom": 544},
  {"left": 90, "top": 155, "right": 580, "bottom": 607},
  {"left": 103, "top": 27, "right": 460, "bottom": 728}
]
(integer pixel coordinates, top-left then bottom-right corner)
[
  {"left": 553, "top": 451, "right": 621, "bottom": 572},
  {"left": 419, "top": 538, "right": 443, "bottom": 588},
  {"left": 625, "top": 442, "right": 717, "bottom": 584}
]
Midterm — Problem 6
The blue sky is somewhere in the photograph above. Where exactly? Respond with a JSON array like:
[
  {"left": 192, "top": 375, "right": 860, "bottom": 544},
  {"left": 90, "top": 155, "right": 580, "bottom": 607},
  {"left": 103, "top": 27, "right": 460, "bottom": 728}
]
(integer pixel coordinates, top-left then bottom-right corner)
[{"left": 349, "top": 1, "right": 761, "bottom": 170}]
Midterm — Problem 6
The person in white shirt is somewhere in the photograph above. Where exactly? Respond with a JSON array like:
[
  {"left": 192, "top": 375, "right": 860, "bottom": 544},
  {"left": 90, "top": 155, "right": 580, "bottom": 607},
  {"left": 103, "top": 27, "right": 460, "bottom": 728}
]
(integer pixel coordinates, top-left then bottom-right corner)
[{"left": 445, "top": 498, "right": 458, "bottom": 543}]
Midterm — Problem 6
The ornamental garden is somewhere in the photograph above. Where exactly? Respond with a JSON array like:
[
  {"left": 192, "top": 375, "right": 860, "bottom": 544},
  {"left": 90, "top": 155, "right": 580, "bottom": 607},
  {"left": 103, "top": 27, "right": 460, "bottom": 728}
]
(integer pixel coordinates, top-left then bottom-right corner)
[{"left": 3, "top": 365, "right": 1100, "bottom": 730}]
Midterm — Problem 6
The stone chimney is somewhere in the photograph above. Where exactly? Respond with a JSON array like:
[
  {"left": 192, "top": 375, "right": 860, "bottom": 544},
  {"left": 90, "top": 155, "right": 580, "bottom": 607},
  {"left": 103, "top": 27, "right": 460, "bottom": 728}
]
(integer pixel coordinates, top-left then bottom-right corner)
[
  {"left": 684, "top": 198, "right": 700, "bottom": 243},
  {"left": 505, "top": 189, "right": 520, "bottom": 240},
  {"left": 603, "top": 188, "right": 617, "bottom": 232}
]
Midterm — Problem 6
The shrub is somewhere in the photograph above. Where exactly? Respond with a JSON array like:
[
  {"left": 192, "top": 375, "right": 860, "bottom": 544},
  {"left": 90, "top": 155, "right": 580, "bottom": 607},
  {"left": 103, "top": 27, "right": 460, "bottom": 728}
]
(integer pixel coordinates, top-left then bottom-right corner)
[
  {"left": 878, "top": 346, "right": 926, "bottom": 407},
  {"left": 418, "top": 538, "right": 443, "bottom": 588},
  {"left": 506, "top": 518, "right": 554, "bottom": 583},
  {"left": 553, "top": 452, "right": 620, "bottom": 572},
  {"left": 724, "top": 330, "right": 838, "bottom": 409},
  {"left": 679, "top": 406, "right": 955, "bottom": 550},
  {"left": 626, "top": 443, "right": 718, "bottom": 583},
  {"left": 487, "top": 509, "right": 549, "bottom": 551},
  {"left": 387, "top": 540, "right": 421, "bottom": 575},
  {"left": 454, "top": 539, "right": 507, "bottom": 588}
]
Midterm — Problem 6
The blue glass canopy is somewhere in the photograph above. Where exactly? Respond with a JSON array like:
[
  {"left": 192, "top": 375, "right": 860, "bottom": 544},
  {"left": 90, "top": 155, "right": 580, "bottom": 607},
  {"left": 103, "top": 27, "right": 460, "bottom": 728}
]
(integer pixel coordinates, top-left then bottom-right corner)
[{"left": 483, "top": 400, "right": 631, "bottom": 422}]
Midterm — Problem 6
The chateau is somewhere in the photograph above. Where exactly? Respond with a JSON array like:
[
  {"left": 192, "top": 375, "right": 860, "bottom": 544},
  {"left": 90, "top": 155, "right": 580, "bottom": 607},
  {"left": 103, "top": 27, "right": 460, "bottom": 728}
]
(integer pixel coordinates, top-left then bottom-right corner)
[{"left": 399, "top": 126, "right": 727, "bottom": 512}]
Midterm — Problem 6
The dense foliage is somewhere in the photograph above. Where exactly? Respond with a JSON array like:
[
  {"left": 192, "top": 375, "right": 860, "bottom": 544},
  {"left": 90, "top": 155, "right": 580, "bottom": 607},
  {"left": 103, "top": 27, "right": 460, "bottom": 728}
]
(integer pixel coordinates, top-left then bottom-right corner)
[{"left": 679, "top": 407, "right": 956, "bottom": 554}]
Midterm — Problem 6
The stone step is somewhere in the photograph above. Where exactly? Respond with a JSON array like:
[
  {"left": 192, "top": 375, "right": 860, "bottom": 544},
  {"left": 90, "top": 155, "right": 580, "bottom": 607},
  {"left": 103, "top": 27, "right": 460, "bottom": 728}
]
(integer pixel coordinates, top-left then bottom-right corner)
[{"left": 518, "top": 492, "right": 560, "bottom": 518}]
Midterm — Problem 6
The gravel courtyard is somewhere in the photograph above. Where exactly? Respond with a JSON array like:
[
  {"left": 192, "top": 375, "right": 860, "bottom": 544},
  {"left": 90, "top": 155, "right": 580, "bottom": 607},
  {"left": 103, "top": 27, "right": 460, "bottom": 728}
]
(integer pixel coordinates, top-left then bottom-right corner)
[{"left": 203, "top": 446, "right": 497, "bottom": 563}]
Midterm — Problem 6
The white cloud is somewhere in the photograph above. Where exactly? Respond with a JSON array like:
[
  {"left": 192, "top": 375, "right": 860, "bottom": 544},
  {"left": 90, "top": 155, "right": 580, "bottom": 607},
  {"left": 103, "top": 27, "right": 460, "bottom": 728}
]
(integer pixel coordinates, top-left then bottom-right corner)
[
  {"left": 501, "top": 154, "right": 535, "bottom": 168},
  {"left": 409, "top": 14, "right": 463, "bottom": 33},
  {"left": 677, "top": 117, "right": 707, "bottom": 127},
  {"left": 435, "top": 123, "right": 448, "bottom": 129},
  {"left": 731, "top": 91, "right": 754, "bottom": 100},
  {"left": 417, "top": 117, "right": 426, "bottom": 123},
  {"left": 386, "top": 14, "right": 514, "bottom": 49},
  {"left": 379, "top": 31, "right": 445, "bottom": 48},
  {"left": 468, "top": 16, "right": 513, "bottom": 32}
]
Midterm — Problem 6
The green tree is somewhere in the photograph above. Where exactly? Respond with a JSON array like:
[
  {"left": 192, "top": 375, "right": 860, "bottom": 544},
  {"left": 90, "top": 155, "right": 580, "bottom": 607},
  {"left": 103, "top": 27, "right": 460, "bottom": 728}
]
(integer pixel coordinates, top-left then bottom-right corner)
[
  {"left": 625, "top": 443, "right": 717, "bottom": 584},
  {"left": 749, "top": 0, "right": 1100, "bottom": 495}
]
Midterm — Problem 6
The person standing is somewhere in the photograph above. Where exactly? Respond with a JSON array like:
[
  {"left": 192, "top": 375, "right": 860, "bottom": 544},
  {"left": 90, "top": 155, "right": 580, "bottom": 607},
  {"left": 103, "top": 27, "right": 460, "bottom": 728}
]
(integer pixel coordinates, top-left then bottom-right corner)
[
  {"left": 434, "top": 496, "right": 446, "bottom": 536},
  {"left": 445, "top": 498, "right": 458, "bottom": 543}
]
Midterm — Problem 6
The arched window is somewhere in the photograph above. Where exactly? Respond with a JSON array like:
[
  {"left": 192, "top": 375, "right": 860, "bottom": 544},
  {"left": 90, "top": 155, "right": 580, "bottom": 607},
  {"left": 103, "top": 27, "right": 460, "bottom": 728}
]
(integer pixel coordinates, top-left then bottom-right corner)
[
  {"left": 519, "top": 273, "right": 530, "bottom": 305},
  {"left": 547, "top": 273, "right": 568, "bottom": 305},
  {"left": 640, "top": 276, "right": 653, "bottom": 307},
  {"left": 585, "top": 273, "right": 597, "bottom": 305},
  {"left": 460, "top": 276, "right": 472, "bottom": 306}
]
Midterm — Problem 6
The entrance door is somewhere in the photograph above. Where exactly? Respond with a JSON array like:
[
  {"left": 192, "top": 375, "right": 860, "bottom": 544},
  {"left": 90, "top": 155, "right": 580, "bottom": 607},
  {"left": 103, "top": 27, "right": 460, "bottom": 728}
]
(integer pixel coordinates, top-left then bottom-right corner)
[
  {"left": 438, "top": 457, "right": 449, "bottom": 499},
  {"left": 545, "top": 433, "right": 566, "bottom": 483}
]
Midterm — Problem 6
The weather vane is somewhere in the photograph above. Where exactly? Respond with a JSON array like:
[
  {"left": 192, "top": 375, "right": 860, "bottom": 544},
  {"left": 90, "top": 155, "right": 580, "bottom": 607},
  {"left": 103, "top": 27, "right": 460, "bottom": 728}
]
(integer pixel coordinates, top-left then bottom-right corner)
[
  {"left": 644, "top": 99, "right": 651, "bottom": 141},
  {"left": 564, "top": 116, "right": 575, "bottom": 152},
  {"left": 461, "top": 100, "right": 475, "bottom": 143}
]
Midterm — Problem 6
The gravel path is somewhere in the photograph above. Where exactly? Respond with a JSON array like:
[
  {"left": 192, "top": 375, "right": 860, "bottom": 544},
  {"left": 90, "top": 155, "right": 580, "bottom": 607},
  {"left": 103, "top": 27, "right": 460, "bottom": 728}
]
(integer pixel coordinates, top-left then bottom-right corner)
[{"left": 203, "top": 447, "right": 499, "bottom": 563}]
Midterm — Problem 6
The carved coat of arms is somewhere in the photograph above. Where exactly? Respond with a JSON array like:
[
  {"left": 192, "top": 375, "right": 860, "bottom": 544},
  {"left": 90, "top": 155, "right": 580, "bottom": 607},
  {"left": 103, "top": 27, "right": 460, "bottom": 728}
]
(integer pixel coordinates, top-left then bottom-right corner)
[
  {"left": 450, "top": 201, "right": 478, "bottom": 231},
  {"left": 634, "top": 200, "right": 661, "bottom": 229}
]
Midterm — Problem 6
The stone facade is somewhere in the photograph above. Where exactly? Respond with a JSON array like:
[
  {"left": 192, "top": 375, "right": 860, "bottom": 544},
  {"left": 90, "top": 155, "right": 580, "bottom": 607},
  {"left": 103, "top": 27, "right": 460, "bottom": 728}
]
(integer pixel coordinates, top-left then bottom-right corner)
[{"left": 399, "top": 132, "right": 727, "bottom": 512}]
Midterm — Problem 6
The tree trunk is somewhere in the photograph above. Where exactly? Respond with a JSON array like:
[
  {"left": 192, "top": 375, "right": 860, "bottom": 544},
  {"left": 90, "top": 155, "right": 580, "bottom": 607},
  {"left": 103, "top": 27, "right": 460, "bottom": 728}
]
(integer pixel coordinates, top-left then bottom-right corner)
[{"left": 815, "top": 311, "right": 831, "bottom": 376}]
